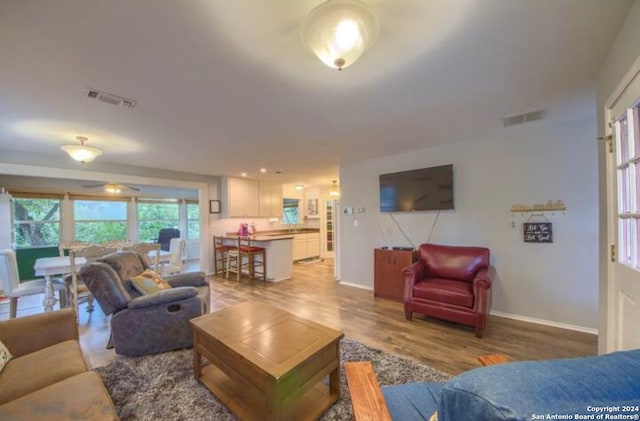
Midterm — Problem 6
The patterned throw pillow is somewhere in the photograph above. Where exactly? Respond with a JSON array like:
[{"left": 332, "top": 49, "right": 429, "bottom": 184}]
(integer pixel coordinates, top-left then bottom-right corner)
[
  {"left": 0, "top": 340, "right": 12, "bottom": 373},
  {"left": 130, "top": 269, "right": 172, "bottom": 295}
]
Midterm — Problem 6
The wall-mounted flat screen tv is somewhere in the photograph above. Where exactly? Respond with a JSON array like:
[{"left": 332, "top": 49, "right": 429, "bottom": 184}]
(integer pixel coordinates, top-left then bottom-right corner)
[{"left": 379, "top": 164, "right": 454, "bottom": 212}]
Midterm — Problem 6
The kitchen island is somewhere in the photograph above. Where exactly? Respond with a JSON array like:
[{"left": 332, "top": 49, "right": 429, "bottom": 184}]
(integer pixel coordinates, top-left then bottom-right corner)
[{"left": 222, "top": 234, "right": 294, "bottom": 282}]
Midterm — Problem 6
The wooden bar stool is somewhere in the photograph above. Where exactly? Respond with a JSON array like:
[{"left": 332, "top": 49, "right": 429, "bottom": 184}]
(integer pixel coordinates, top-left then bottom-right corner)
[
  {"left": 225, "top": 246, "right": 242, "bottom": 281},
  {"left": 213, "top": 235, "right": 236, "bottom": 277},
  {"left": 238, "top": 237, "right": 266, "bottom": 284}
]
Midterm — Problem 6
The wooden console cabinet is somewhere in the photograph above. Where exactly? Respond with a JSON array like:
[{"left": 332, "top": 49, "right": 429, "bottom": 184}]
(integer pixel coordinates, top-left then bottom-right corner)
[{"left": 374, "top": 248, "right": 418, "bottom": 302}]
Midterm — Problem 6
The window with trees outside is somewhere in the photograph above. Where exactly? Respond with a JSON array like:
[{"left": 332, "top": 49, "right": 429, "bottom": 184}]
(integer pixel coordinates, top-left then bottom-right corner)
[
  {"left": 74, "top": 199, "right": 128, "bottom": 243},
  {"left": 187, "top": 202, "right": 200, "bottom": 240},
  {"left": 13, "top": 196, "right": 61, "bottom": 247},
  {"left": 137, "top": 200, "right": 180, "bottom": 242},
  {"left": 12, "top": 193, "right": 200, "bottom": 248}
]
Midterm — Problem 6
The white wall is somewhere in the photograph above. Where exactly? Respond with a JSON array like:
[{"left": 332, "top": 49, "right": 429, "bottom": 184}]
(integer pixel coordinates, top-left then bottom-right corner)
[
  {"left": 339, "top": 117, "right": 599, "bottom": 330},
  {"left": 596, "top": 0, "right": 640, "bottom": 352}
]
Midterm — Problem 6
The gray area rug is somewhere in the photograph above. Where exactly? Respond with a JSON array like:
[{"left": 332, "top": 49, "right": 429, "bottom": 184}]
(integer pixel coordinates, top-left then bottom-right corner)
[{"left": 95, "top": 337, "right": 451, "bottom": 421}]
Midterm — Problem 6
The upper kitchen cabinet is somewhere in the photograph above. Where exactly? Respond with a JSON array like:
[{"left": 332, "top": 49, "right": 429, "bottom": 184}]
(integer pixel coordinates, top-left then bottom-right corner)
[
  {"left": 259, "top": 181, "right": 283, "bottom": 218},
  {"left": 223, "top": 178, "right": 282, "bottom": 218},
  {"left": 223, "top": 177, "right": 259, "bottom": 217}
]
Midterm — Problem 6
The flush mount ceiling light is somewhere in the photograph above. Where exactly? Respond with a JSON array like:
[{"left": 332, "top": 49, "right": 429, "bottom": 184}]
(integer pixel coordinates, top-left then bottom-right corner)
[
  {"left": 295, "top": 184, "right": 304, "bottom": 191},
  {"left": 60, "top": 136, "right": 102, "bottom": 163},
  {"left": 301, "top": 0, "right": 379, "bottom": 71},
  {"left": 329, "top": 180, "right": 341, "bottom": 197}
]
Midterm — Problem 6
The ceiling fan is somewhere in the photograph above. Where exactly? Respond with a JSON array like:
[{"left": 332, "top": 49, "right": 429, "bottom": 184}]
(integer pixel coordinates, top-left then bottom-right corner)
[{"left": 82, "top": 182, "right": 140, "bottom": 193}]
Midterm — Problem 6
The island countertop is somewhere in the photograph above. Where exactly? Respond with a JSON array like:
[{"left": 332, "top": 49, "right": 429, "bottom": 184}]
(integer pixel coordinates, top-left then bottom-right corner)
[
  {"left": 222, "top": 234, "right": 294, "bottom": 242},
  {"left": 223, "top": 229, "right": 319, "bottom": 242}
]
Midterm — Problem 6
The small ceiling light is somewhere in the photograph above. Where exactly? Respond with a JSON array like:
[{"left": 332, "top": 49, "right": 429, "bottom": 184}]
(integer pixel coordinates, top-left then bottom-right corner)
[
  {"left": 60, "top": 136, "right": 103, "bottom": 163},
  {"left": 241, "top": 172, "right": 248, "bottom": 177},
  {"left": 104, "top": 183, "right": 122, "bottom": 194},
  {"left": 295, "top": 184, "right": 304, "bottom": 191},
  {"left": 329, "top": 180, "right": 341, "bottom": 197},
  {"left": 260, "top": 168, "right": 267, "bottom": 173},
  {"left": 301, "top": 0, "right": 379, "bottom": 71}
]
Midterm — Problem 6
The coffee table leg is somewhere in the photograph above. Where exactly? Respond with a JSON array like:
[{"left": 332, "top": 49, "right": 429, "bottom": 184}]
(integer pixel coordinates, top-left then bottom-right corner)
[
  {"left": 193, "top": 333, "right": 202, "bottom": 377},
  {"left": 266, "top": 385, "right": 282, "bottom": 421},
  {"left": 330, "top": 365, "right": 340, "bottom": 399},
  {"left": 330, "top": 342, "right": 341, "bottom": 399}
]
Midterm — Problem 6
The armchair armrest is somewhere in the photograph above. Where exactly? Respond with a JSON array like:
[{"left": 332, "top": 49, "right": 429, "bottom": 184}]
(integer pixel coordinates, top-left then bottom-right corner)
[
  {"left": 403, "top": 260, "right": 426, "bottom": 300},
  {"left": 345, "top": 361, "right": 393, "bottom": 421},
  {"left": 128, "top": 287, "right": 198, "bottom": 310},
  {"left": 472, "top": 266, "right": 496, "bottom": 331},
  {"left": 0, "top": 308, "right": 78, "bottom": 357},
  {"left": 165, "top": 271, "right": 208, "bottom": 288},
  {"left": 472, "top": 266, "right": 496, "bottom": 290}
]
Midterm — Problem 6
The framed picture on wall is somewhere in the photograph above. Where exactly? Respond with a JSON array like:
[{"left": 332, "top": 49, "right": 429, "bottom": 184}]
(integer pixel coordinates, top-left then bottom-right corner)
[
  {"left": 209, "top": 200, "right": 221, "bottom": 214},
  {"left": 523, "top": 222, "right": 552, "bottom": 243},
  {"left": 307, "top": 198, "right": 319, "bottom": 218}
]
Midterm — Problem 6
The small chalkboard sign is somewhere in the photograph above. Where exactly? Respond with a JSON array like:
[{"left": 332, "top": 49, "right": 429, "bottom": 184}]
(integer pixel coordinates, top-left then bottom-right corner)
[{"left": 523, "top": 222, "right": 553, "bottom": 243}]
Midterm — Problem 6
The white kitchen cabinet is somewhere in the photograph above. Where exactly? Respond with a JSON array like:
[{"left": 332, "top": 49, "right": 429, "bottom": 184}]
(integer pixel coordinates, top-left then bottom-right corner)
[
  {"left": 292, "top": 232, "right": 321, "bottom": 261},
  {"left": 306, "top": 232, "right": 321, "bottom": 258},
  {"left": 259, "top": 181, "right": 283, "bottom": 218},
  {"left": 224, "top": 177, "right": 259, "bottom": 217},
  {"left": 293, "top": 235, "right": 307, "bottom": 261}
]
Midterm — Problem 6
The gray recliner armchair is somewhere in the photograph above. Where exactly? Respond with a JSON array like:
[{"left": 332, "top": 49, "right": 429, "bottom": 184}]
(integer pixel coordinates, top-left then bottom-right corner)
[{"left": 80, "top": 251, "right": 209, "bottom": 356}]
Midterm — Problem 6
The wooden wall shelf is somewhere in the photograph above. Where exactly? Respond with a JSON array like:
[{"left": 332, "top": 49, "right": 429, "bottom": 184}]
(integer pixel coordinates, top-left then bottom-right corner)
[{"left": 511, "top": 200, "right": 566, "bottom": 213}]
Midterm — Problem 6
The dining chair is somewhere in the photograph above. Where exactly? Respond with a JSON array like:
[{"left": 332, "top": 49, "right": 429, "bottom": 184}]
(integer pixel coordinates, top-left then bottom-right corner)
[
  {"left": 67, "top": 245, "right": 116, "bottom": 312},
  {"left": 56, "top": 241, "right": 98, "bottom": 313},
  {"left": 99, "top": 239, "right": 133, "bottom": 251},
  {"left": 58, "top": 240, "right": 93, "bottom": 257},
  {"left": 160, "top": 238, "right": 185, "bottom": 276},
  {"left": 0, "top": 249, "right": 67, "bottom": 318},
  {"left": 123, "top": 242, "right": 161, "bottom": 271},
  {"left": 155, "top": 228, "right": 180, "bottom": 252}
]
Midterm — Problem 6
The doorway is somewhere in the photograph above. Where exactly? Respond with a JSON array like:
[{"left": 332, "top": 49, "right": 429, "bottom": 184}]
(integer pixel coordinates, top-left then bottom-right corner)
[{"left": 606, "top": 68, "right": 640, "bottom": 351}]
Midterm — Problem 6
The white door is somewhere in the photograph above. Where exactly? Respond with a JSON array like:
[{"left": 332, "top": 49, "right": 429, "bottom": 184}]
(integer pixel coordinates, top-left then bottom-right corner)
[
  {"left": 322, "top": 199, "right": 335, "bottom": 259},
  {"left": 333, "top": 199, "right": 340, "bottom": 281},
  {"left": 607, "top": 70, "right": 640, "bottom": 351}
]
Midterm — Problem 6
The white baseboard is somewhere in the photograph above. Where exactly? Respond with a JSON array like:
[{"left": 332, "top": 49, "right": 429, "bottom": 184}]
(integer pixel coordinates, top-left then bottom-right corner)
[
  {"left": 338, "top": 281, "right": 373, "bottom": 291},
  {"left": 491, "top": 310, "right": 598, "bottom": 335}
]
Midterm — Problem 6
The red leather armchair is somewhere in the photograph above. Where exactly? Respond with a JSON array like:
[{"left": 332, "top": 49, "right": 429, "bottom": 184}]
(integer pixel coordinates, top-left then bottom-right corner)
[{"left": 403, "top": 243, "right": 496, "bottom": 338}]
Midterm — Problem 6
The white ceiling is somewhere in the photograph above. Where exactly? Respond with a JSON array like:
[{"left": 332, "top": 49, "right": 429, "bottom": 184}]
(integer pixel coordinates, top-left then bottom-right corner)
[{"left": 0, "top": 0, "right": 633, "bottom": 188}]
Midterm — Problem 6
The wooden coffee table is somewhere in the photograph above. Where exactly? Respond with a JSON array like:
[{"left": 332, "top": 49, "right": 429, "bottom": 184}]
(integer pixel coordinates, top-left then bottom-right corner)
[{"left": 190, "top": 301, "right": 344, "bottom": 421}]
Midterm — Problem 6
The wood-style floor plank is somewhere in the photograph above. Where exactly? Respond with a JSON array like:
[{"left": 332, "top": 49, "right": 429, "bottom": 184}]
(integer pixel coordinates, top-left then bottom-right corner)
[{"left": 78, "top": 259, "right": 597, "bottom": 375}]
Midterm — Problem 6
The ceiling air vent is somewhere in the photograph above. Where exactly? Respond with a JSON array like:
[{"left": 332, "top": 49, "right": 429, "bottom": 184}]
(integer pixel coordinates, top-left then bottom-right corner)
[
  {"left": 85, "top": 88, "right": 137, "bottom": 109},
  {"left": 503, "top": 108, "right": 547, "bottom": 127}
]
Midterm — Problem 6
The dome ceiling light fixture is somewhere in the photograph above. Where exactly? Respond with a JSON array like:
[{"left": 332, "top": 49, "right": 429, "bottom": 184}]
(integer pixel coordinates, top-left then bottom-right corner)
[
  {"left": 60, "top": 135, "right": 103, "bottom": 163},
  {"left": 301, "top": 0, "right": 379, "bottom": 71}
]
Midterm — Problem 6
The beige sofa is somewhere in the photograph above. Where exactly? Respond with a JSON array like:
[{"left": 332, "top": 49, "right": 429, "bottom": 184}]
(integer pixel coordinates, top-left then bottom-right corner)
[{"left": 0, "top": 308, "right": 117, "bottom": 420}]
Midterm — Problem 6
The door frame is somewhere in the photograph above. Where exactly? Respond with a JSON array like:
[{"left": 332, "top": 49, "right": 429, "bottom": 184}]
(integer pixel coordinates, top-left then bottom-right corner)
[{"left": 602, "top": 58, "right": 640, "bottom": 353}]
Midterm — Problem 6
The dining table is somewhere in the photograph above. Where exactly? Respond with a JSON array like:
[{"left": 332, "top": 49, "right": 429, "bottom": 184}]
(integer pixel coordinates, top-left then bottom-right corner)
[{"left": 34, "top": 255, "right": 86, "bottom": 312}]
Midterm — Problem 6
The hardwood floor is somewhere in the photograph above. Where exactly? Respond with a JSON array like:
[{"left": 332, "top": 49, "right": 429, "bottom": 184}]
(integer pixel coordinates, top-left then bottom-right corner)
[{"left": 75, "top": 258, "right": 597, "bottom": 375}]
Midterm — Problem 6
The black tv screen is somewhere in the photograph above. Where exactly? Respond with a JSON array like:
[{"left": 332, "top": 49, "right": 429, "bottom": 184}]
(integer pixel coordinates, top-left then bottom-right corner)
[{"left": 379, "top": 164, "right": 454, "bottom": 212}]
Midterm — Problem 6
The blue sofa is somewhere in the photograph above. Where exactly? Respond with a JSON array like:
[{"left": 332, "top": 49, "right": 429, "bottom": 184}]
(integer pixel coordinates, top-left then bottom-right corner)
[{"left": 381, "top": 349, "right": 640, "bottom": 421}]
